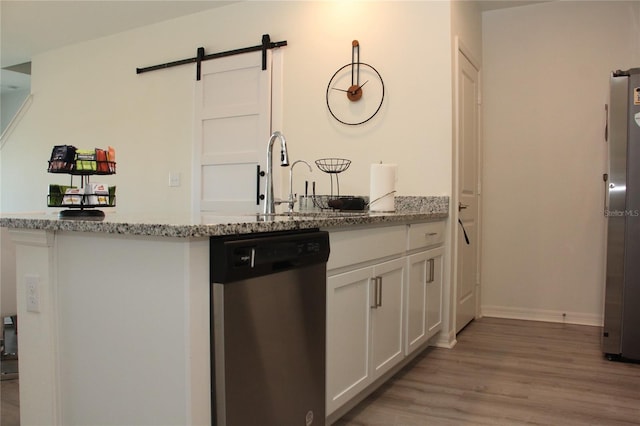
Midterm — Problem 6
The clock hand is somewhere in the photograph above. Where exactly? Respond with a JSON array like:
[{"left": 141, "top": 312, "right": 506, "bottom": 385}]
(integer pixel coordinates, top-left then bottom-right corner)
[
  {"left": 349, "top": 80, "right": 369, "bottom": 95},
  {"left": 331, "top": 87, "right": 350, "bottom": 93},
  {"left": 356, "top": 80, "right": 369, "bottom": 91}
]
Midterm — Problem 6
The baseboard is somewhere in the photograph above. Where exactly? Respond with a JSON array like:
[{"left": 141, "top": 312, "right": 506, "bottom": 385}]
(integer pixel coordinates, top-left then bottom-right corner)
[
  {"left": 481, "top": 305, "right": 603, "bottom": 327},
  {"left": 430, "top": 329, "right": 457, "bottom": 349}
]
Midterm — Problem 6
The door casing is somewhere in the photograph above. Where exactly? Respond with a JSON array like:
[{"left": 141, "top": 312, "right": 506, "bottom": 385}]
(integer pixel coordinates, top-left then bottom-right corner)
[{"left": 452, "top": 37, "right": 482, "bottom": 335}]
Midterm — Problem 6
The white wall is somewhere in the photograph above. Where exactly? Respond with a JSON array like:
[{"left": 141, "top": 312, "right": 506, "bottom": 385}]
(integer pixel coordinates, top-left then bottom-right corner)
[
  {"left": 0, "top": 1, "right": 453, "bottom": 216},
  {"left": 1, "top": 88, "right": 30, "bottom": 135},
  {"left": 451, "top": 0, "right": 482, "bottom": 62},
  {"left": 481, "top": 1, "right": 640, "bottom": 325}
]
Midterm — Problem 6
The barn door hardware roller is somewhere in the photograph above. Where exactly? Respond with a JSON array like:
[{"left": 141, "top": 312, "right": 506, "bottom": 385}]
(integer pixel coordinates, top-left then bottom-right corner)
[{"left": 136, "top": 34, "right": 287, "bottom": 80}]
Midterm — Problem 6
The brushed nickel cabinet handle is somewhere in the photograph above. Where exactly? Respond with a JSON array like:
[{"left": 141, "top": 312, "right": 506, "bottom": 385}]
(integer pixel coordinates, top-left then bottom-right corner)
[
  {"left": 427, "top": 258, "right": 435, "bottom": 283},
  {"left": 371, "top": 277, "right": 380, "bottom": 309},
  {"left": 371, "top": 278, "right": 377, "bottom": 309},
  {"left": 370, "top": 276, "right": 383, "bottom": 308}
]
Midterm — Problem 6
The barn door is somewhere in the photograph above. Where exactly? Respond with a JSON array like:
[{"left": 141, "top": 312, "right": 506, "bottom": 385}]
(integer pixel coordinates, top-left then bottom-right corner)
[{"left": 192, "top": 50, "right": 280, "bottom": 217}]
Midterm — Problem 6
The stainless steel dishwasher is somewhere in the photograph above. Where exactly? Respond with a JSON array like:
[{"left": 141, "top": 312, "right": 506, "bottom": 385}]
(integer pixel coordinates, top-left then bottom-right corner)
[{"left": 210, "top": 229, "right": 329, "bottom": 426}]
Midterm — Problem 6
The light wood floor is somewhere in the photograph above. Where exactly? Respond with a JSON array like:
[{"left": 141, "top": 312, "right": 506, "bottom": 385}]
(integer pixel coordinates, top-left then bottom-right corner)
[
  {"left": 1, "top": 323, "right": 19, "bottom": 426},
  {"left": 2, "top": 318, "right": 639, "bottom": 426},
  {"left": 0, "top": 379, "right": 19, "bottom": 426},
  {"left": 336, "top": 317, "right": 640, "bottom": 426}
]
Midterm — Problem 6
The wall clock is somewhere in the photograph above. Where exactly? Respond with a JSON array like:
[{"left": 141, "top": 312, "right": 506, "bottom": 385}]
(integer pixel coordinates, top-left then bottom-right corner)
[{"left": 326, "top": 40, "right": 385, "bottom": 126}]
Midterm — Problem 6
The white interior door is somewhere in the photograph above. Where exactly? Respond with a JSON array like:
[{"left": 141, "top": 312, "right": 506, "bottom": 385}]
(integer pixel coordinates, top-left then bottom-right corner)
[
  {"left": 193, "top": 51, "right": 275, "bottom": 216},
  {"left": 456, "top": 47, "right": 481, "bottom": 333}
]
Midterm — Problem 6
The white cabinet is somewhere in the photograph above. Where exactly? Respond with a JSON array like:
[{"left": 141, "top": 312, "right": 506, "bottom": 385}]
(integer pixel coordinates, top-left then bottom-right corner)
[
  {"left": 405, "top": 221, "right": 445, "bottom": 356},
  {"left": 370, "top": 258, "right": 405, "bottom": 378},
  {"left": 407, "top": 221, "right": 446, "bottom": 251},
  {"left": 327, "top": 225, "right": 406, "bottom": 271},
  {"left": 326, "top": 266, "right": 371, "bottom": 415},
  {"left": 326, "top": 225, "right": 406, "bottom": 416},
  {"left": 325, "top": 221, "right": 446, "bottom": 417},
  {"left": 426, "top": 248, "right": 444, "bottom": 339},
  {"left": 326, "top": 257, "right": 405, "bottom": 415},
  {"left": 406, "top": 246, "right": 444, "bottom": 355}
]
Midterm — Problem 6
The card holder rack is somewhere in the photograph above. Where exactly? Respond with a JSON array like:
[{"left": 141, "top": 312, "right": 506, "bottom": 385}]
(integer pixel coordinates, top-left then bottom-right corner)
[
  {"left": 47, "top": 145, "right": 117, "bottom": 219},
  {"left": 47, "top": 160, "right": 116, "bottom": 175}
]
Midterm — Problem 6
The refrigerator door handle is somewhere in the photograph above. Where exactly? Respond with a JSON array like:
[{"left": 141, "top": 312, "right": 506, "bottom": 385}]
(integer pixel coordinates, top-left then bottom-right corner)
[
  {"left": 605, "top": 103, "right": 609, "bottom": 142},
  {"left": 604, "top": 103, "right": 610, "bottom": 217},
  {"left": 604, "top": 173, "right": 609, "bottom": 217}
]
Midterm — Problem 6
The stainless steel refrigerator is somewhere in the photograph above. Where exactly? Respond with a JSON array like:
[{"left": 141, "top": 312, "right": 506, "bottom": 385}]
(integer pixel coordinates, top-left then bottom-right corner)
[{"left": 603, "top": 67, "right": 640, "bottom": 361}]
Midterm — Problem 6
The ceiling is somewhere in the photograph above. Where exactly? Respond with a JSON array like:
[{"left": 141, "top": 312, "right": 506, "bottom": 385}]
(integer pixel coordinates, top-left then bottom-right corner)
[
  {"left": 478, "top": 0, "right": 547, "bottom": 11},
  {"left": 0, "top": 0, "right": 545, "bottom": 95},
  {"left": 0, "top": 0, "right": 235, "bottom": 94}
]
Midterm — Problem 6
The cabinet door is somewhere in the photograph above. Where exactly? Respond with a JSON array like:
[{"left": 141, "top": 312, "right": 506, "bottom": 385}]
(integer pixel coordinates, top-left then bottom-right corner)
[
  {"left": 371, "top": 258, "right": 405, "bottom": 379},
  {"left": 426, "top": 247, "right": 445, "bottom": 338},
  {"left": 326, "top": 267, "right": 373, "bottom": 415},
  {"left": 406, "top": 246, "right": 445, "bottom": 354},
  {"left": 406, "top": 251, "right": 429, "bottom": 355}
]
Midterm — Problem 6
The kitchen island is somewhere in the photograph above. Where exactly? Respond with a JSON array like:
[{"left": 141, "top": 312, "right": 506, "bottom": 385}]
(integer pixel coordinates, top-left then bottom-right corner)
[{"left": 0, "top": 196, "right": 448, "bottom": 426}]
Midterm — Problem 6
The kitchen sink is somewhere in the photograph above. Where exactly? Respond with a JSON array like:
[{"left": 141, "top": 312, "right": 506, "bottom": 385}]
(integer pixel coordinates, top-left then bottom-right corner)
[
  {"left": 275, "top": 210, "right": 369, "bottom": 218},
  {"left": 230, "top": 211, "right": 370, "bottom": 223}
]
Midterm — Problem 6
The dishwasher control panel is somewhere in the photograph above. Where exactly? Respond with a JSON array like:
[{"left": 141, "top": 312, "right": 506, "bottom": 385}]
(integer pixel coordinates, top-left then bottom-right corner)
[{"left": 211, "top": 230, "right": 330, "bottom": 283}]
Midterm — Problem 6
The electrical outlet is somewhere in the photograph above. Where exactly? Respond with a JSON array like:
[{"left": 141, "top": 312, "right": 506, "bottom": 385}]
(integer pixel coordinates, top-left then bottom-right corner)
[
  {"left": 169, "top": 172, "right": 181, "bottom": 187},
  {"left": 26, "top": 274, "right": 40, "bottom": 313}
]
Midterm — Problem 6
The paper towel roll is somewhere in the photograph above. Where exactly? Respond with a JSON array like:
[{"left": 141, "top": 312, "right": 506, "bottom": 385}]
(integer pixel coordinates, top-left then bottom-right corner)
[{"left": 369, "top": 163, "right": 397, "bottom": 212}]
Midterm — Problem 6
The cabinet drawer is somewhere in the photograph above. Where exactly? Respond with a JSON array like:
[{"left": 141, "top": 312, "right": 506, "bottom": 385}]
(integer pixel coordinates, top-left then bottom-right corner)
[
  {"left": 407, "top": 221, "right": 445, "bottom": 250},
  {"left": 328, "top": 225, "right": 405, "bottom": 271}
]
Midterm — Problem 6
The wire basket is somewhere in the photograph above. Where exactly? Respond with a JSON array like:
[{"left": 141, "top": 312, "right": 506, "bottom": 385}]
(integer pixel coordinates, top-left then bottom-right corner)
[
  {"left": 315, "top": 158, "right": 352, "bottom": 199},
  {"left": 315, "top": 158, "right": 351, "bottom": 174}
]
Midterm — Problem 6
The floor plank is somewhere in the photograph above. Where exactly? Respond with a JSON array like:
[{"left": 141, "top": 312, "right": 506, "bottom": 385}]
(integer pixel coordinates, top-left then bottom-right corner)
[
  {"left": 3, "top": 318, "right": 639, "bottom": 425},
  {"left": 335, "top": 317, "right": 640, "bottom": 426},
  {"left": 1, "top": 379, "right": 19, "bottom": 426},
  {"left": 1, "top": 323, "right": 19, "bottom": 426}
]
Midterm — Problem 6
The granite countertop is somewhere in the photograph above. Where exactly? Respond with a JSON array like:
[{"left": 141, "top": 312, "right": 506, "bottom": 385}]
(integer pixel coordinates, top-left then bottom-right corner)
[{"left": 0, "top": 196, "right": 448, "bottom": 238}]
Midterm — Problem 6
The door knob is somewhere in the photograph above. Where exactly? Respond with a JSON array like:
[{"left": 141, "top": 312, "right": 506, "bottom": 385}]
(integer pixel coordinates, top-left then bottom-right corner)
[{"left": 458, "top": 202, "right": 469, "bottom": 212}]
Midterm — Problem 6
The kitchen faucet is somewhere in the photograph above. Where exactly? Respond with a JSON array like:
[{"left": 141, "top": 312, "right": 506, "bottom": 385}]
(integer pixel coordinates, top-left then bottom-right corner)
[
  {"left": 264, "top": 131, "right": 290, "bottom": 215},
  {"left": 288, "top": 160, "right": 312, "bottom": 213}
]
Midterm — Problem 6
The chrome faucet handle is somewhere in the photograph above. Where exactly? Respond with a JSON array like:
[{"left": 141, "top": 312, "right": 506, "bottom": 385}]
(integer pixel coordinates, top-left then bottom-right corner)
[
  {"left": 287, "top": 198, "right": 296, "bottom": 213},
  {"left": 286, "top": 192, "right": 300, "bottom": 213}
]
